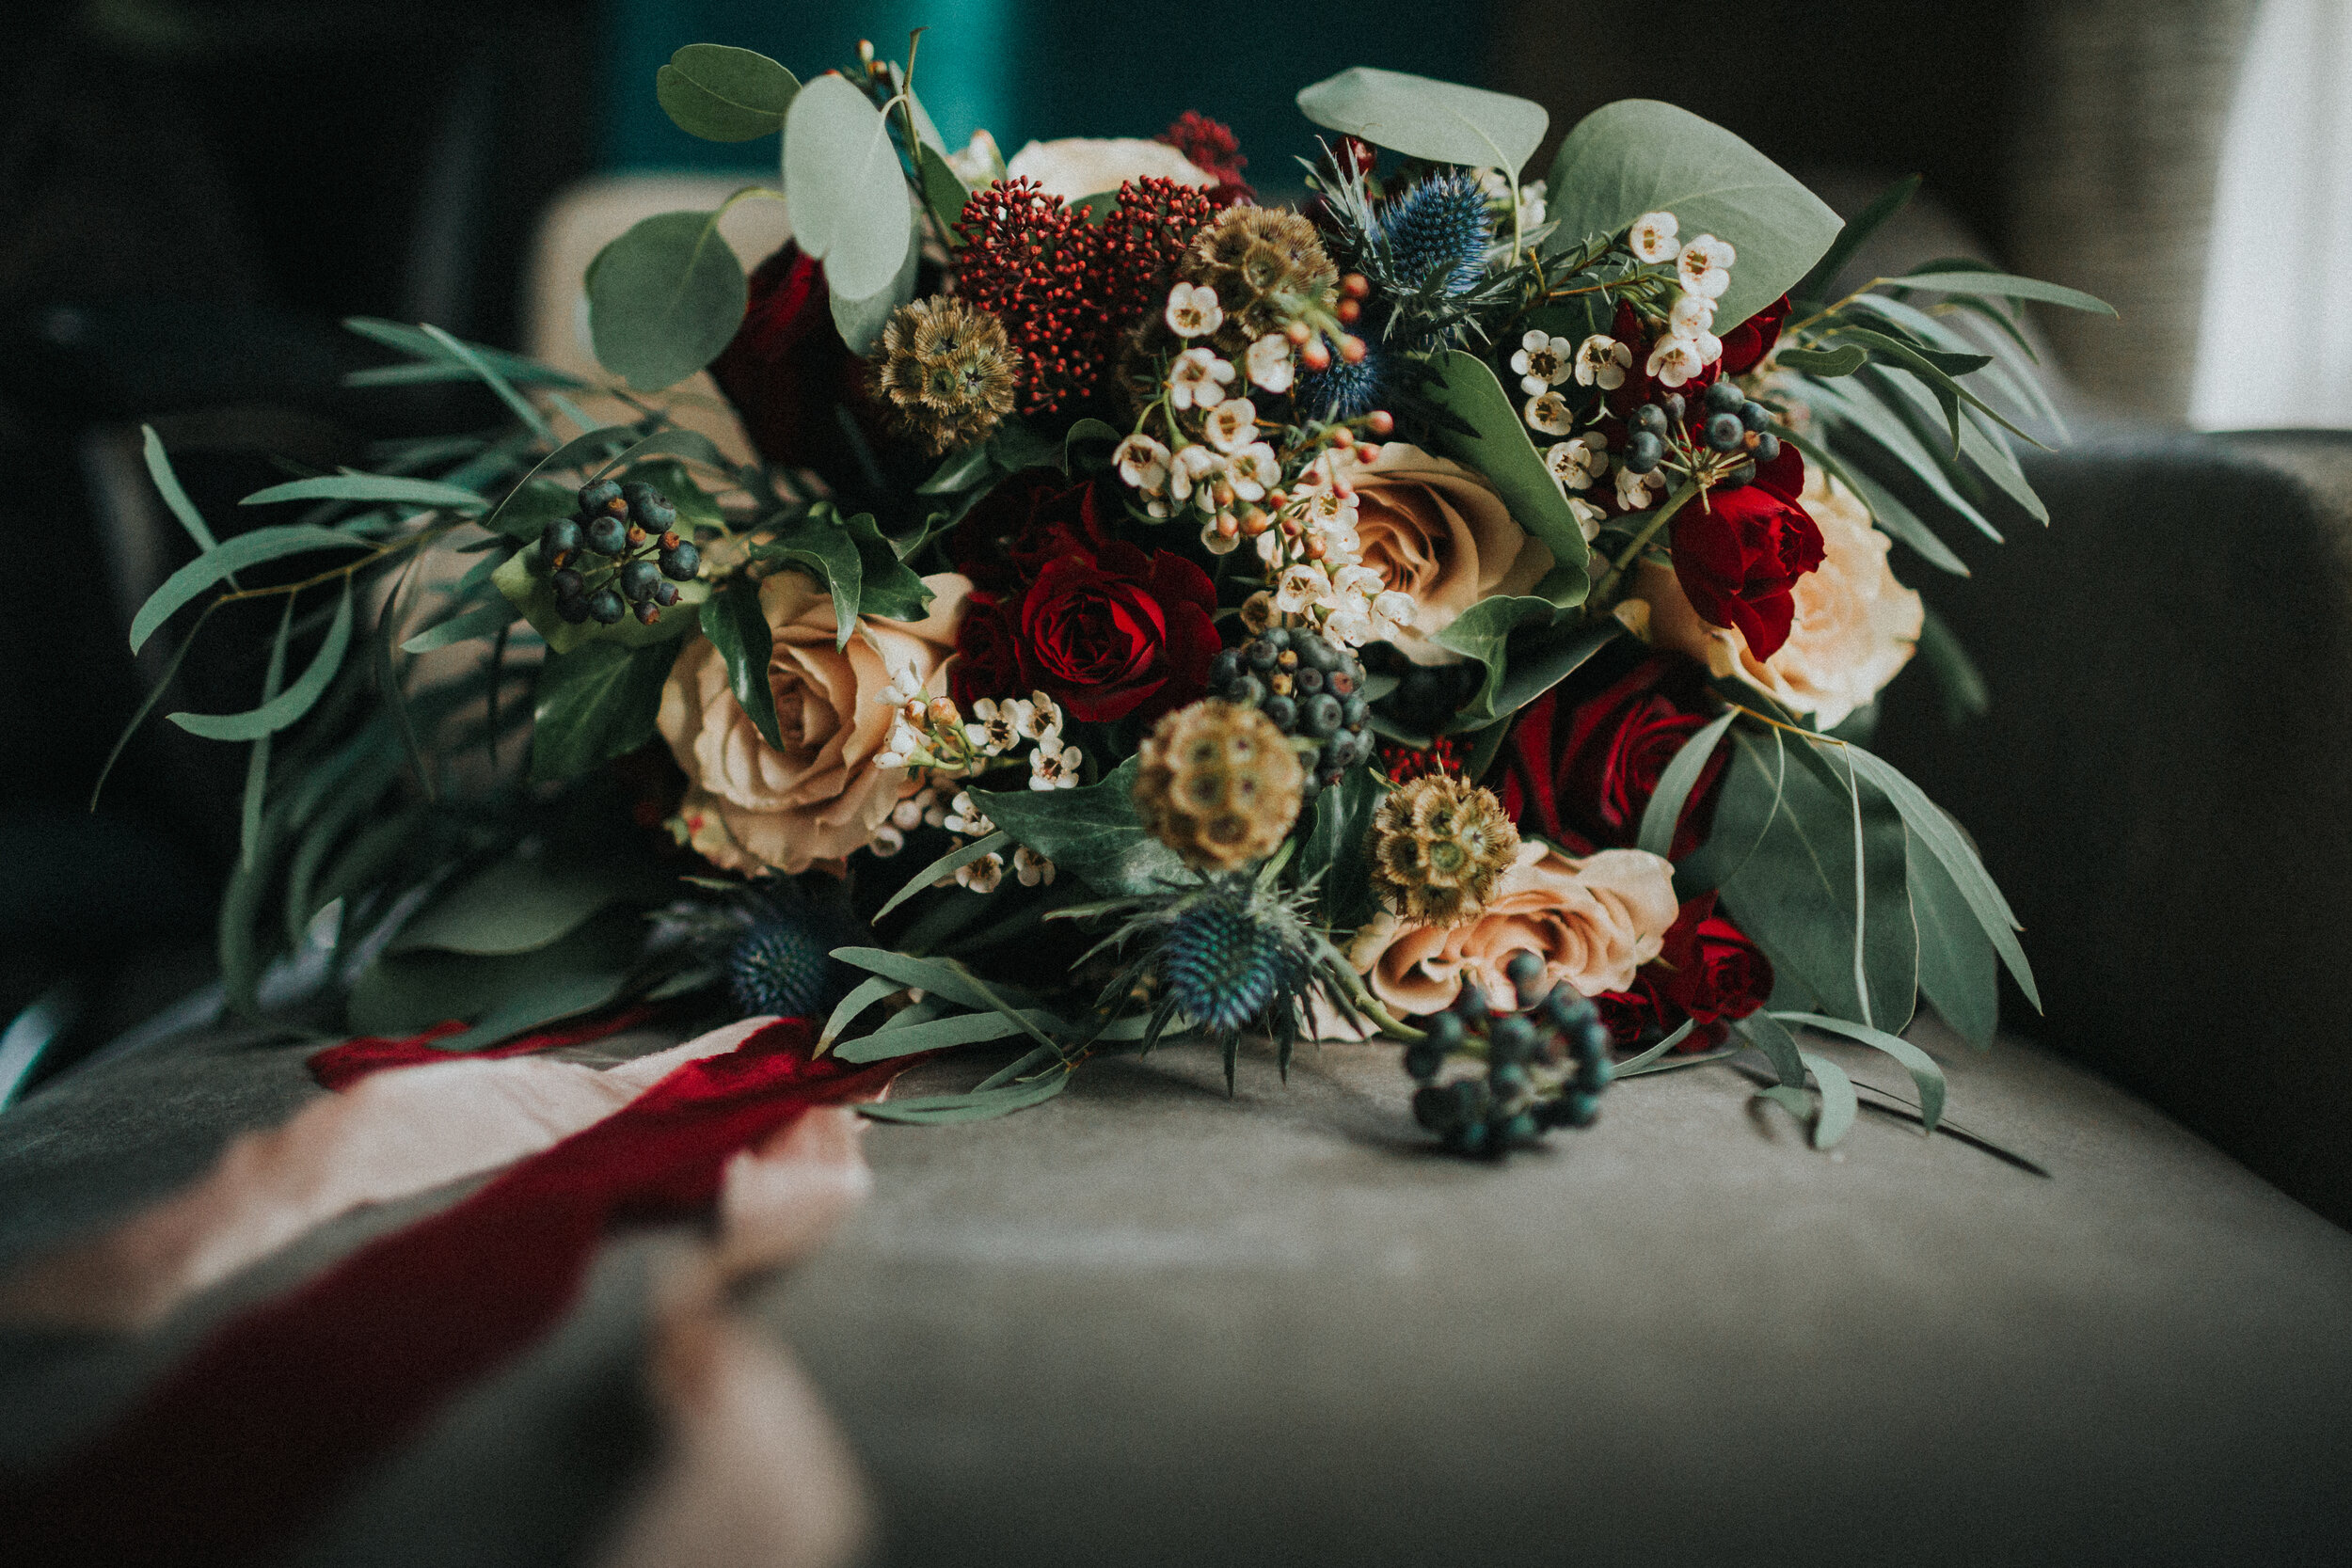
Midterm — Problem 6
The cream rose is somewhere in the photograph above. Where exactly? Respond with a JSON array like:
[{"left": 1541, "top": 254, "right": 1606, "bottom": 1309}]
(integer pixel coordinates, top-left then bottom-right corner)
[
  {"left": 1001, "top": 137, "right": 1216, "bottom": 204},
  {"left": 1351, "top": 443, "right": 1556, "bottom": 664},
  {"left": 1635, "top": 469, "right": 1923, "bottom": 729},
  {"left": 659, "top": 572, "right": 970, "bottom": 876},
  {"left": 1349, "top": 842, "right": 1678, "bottom": 1015}
]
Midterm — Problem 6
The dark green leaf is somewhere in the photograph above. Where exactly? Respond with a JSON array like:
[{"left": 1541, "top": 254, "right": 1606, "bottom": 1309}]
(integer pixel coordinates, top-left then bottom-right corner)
[
  {"left": 1775, "top": 1010, "right": 1947, "bottom": 1134},
  {"left": 491, "top": 544, "right": 707, "bottom": 655},
  {"left": 758, "top": 517, "right": 862, "bottom": 649},
  {"left": 421, "top": 323, "right": 551, "bottom": 441},
  {"left": 1776, "top": 343, "right": 1867, "bottom": 377},
  {"left": 343, "top": 317, "right": 586, "bottom": 388},
  {"left": 585, "top": 207, "right": 752, "bottom": 391},
  {"left": 1900, "top": 824, "right": 1997, "bottom": 1048},
  {"left": 1636, "top": 708, "right": 1734, "bottom": 860},
  {"left": 1299, "top": 768, "right": 1384, "bottom": 929},
  {"left": 172, "top": 578, "right": 354, "bottom": 741},
  {"left": 528, "top": 640, "right": 682, "bottom": 783},
  {"left": 968, "top": 756, "right": 1186, "bottom": 897},
  {"left": 837, "top": 509, "right": 934, "bottom": 620},
  {"left": 1431, "top": 594, "right": 1558, "bottom": 729},
  {"left": 401, "top": 597, "right": 513, "bottom": 655},
  {"left": 656, "top": 43, "right": 798, "bottom": 141},
  {"left": 1915, "top": 605, "right": 1991, "bottom": 724},
  {"left": 699, "top": 578, "right": 783, "bottom": 750},
  {"left": 819, "top": 974, "right": 904, "bottom": 1051},
  {"left": 389, "top": 856, "right": 626, "bottom": 957},
  {"left": 346, "top": 907, "right": 644, "bottom": 1037},
  {"left": 141, "top": 425, "right": 221, "bottom": 554},
  {"left": 128, "top": 525, "right": 370, "bottom": 655},
  {"left": 1804, "top": 377, "right": 1998, "bottom": 544},
  {"left": 1834, "top": 454, "right": 1971, "bottom": 578},
  {"left": 613, "top": 458, "right": 726, "bottom": 529},
  {"left": 1737, "top": 1009, "right": 1807, "bottom": 1085},
  {"left": 1545, "top": 99, "right": 1843, "bottom": 329},
  {"left": 1489, "top": 620, "right": 1620, "bottom": 719},
  {"left": 1419, "top": 350, "right": 1592, "bottom": 596},
  {"left": 1295, "top": 67, "right": 1548, "bottom": 174},
  {"left": 918, "top": 140, "right": 970, "bottom": 243},
  {"left": 237, "top": 598, "right": 294, "bottom": 867},
  {"left": 856, "top": 1071, "right": 1071, "bottom": 1124},
  {"left": 1791, "top": 172, "right": 1920, "bottom": 305},
  {"left": 834, "top": 1008, "right": 1059, "bottom": 1063},
  {"left": 242, "top": 474, "right": 488, "bottom": 512}
]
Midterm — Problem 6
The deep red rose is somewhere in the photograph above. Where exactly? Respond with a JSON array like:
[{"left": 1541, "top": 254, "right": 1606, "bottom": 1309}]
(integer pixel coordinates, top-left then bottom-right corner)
[
  {"left": 1719, "top": 293, "right": 1790, "bottom": 378},
  {"left": 1016, "top": 543, "right": 1218, "bottom": 724},
  {"left": 950, "top": 591, "right": 1025, "bottom": 710},
  {"left": 1669, "top": 438, "right": 1823, "bottom": 659},
  {"left": 1597, "top": 893, "right": 1774, "bottom": 1050},
  {"left": 946, "top": 469, "right": 1120, "bottom": 594},
  {"left": 1496, "top": 654, "right": 1726, "bottom": 860},
  {"left": 705, "top": 243, "right": 866, "bottom": 481}
]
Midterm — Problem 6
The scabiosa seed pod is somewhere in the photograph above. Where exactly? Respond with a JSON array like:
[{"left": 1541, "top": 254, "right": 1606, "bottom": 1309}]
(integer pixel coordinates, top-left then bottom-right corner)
[
  {"left": 1133, "top": 700, "right": 1305, "bottom": 871},
  {"left": 1369, "top": 772, "right": 1520, "bottom": 927},
  {"left": 1162, "top": 891, "right": 1305, "bottom": 1035},
  {"left": 1376, "top": 168, "right": 1494, "bottom": 299},
  {"left": 1181, "top": 206, "right": 1338, "bottom": 343},
  {"left": 872, "top": 294, "right": 1022, "bottom": 453}
]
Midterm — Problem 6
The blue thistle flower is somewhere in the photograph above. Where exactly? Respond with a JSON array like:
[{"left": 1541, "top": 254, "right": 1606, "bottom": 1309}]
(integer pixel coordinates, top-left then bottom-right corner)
[
  {"left": 1295, "top": 320, "right": 1396, "bottom": 420},
  {"left": 1375, "top": 169, "right": 1493, "bottom": 300},
  {"left": 727, "top": 911, "right": 849, "bottom": 1019},
  {"left": 1162, "top": 892, "right": 1305, "bottom": 1035}
]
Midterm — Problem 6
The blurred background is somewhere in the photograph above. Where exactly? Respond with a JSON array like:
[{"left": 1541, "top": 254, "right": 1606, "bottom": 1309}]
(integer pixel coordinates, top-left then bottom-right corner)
[{"left": 0, "top": 0, "right": 2338, "bottom": 1094}]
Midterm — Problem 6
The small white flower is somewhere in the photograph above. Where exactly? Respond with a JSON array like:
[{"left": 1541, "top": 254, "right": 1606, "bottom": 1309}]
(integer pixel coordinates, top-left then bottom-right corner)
[
  {"left": 964, "top": 697, "right": 1032, "bottom": 755},
  {"left": 1021, "top": 692, "right": 1062, "bottom": 740},
  {"left": 881, "top": 662, "right": 925, "bottom": 709},
  {"left": 1299, "top": 485, "right": 1359, "bottom": 537},
  {"left": 1678, "top": 234, "right": 1736, "bottom": 299},
  {"left": 1296, "top": 445, "right": 1362, "bottom": 492},
  {"left": 1575, "top": 334, "right": 1632, "bottom": 389},
  {"left": 1013, "top": 846, "right": 1056, "bottom": 887},
  {"left": 1544, "top": 436, "right": 1608, "bottom": 491},
  {"left": 1246, "top": 334, "right": 1294, "bottom": 393},
  {"left": 1331, "top": 563, "right": 1388, "bottom": 601},
  {"left": 1168, "top": 443, "right": 1226, "bottom": 505},
  {"left": 1645, "top": 335, "right": 1707, "bottom": 388},
  {"left": 955, "top": 852, "right": 1006, "bottom": 894},
  {"left": 1200, "top": 515, "right": 1242, "bottom": 555},
  {"left": 1616, "top": 465, "right": 1664, "bottom": 511},
  {"left": 1517, "top": 180, "right": 1547, "bottom": 230},
  {"left": 1275, "top": 562, "right": 1330, "bottom": 613},
  {"left": 1478, "top": 168, "right": 1513, "bottom": 205},
  {"left": 1524, "top": 390, "right": 1576, "bottom": 436},
  {"left": 1324, "top": 599, "right": 1372, "bottom": 646},
  {"left": 877, "top": 716, "right": 926, "bottom": 769},
  {"left": 1202, "top": 397, "right": 1259, "bottom": 453},
  {"left": 1628, "top": 211, "right": 1681, "bottom": 262},
  {"left": 1669, "top": 292, "right": 1716, "bottom": 337},
  {"left": 868, "top": 822, "right": 906, "bottom": 858},
  {"left": 1228, "top": 443, "right": 1281, "bottom": 501},
  {"left": 1567, "top": 495, "right": 1606, "bottom": 542},
  {"left": 1165, "top": 281, "right": 1224, "bottom": 339},
  {"left": 1370, "top": 589, "right": 1419, "bottom": 641},
  {"left": 1510, "top": 329, "right": 1575, "bottom": 395},
  {"left": 1113, "top": 433, "right": 1170, "bottom": 492},
  {"left": 890, "top": 787, "right": 938, "bottom": 832},
  {"left": 944, "top": 790, "right": 995, "bottom": 837},
  {"left": 1029, "top": 733, "right": 1084, "bottom": 790},
  {"left": 1688, "top": 328, "right": 1724, "bottom": 366},
  {"left": 1168, "top": 347, "right": 1235, "bottom": 410}
]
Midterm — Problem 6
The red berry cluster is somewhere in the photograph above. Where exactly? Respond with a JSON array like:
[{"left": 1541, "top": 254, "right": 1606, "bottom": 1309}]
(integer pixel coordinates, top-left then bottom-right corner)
[
  {"left": 953, "top": 177, "right": 1216, "bottom": 417},
  {"left": 1157, "top": 110, "right": 1253, "bottom": 203},
  {"left": 1376, "top": 734, "right": 1466, "bottom": 784}
]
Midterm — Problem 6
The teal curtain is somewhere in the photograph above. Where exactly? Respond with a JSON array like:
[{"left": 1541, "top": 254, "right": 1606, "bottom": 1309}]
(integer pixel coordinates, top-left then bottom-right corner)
[{"left": 602, "top": 0, "right": 1490, "bottom": 198}]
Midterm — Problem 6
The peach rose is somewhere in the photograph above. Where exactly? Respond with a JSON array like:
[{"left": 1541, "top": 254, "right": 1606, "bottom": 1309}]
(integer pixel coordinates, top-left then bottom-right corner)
[
  {"left": 659, "top": 572, "right": 970, "bottom": 876},
  {"left": 1349, "top": 842, "right": 1678, "bottom": 1015},
  {"left": 1634, "top": 469, "right": 1922, "bottom": 729},
  {"left": 1351, "top": 443, "right": 1555, "bottom": 664}
]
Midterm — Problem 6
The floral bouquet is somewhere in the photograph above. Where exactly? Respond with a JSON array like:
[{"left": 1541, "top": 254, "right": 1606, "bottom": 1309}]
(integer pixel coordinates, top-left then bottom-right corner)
[{"left": 113, "top": 35, "right": 2108, "bottom": 1157}]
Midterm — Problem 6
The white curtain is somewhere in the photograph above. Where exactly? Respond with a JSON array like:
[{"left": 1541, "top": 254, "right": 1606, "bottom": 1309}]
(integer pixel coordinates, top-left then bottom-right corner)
[{"left": 2191, "top": 0, "right": 2352, "bottom": 428}]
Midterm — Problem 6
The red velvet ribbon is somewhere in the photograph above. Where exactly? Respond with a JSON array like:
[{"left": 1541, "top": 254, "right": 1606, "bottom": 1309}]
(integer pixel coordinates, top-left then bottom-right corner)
[{"left": 15, "top": 1017, "right": 889, "bottom": 1565}]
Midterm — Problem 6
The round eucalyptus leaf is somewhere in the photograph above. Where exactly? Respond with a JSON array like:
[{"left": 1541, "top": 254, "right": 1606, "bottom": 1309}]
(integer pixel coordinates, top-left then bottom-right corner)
[
  {"left": 1295, "top": 67, "right": 1549, "bottom": 177},
  {"left": 584, "top": 209, "right": 750, "bottom": 390},
  {"left": 656, "top": 43, "right": 798, "bottom": 142},
  {"left": 783, "top": 73, "right": 914, "bottom": 305}
]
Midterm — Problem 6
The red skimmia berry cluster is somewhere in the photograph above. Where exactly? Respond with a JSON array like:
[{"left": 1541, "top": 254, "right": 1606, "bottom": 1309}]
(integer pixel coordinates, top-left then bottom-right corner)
[
  {"left": 1376, "top": 734, "right": 1466, "bottom": 784},
  {"left": 1158, "top": 110, "right": 1253, "bottom": 203},
  {"left": 953, "top": 176, "right": 1216, "bottom": 417}
]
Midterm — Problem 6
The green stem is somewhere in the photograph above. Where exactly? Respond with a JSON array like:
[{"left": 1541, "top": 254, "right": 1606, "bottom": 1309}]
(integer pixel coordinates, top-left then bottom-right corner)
[{"left": 1588, "top": 481, "right": 1699, "bottom": 606}]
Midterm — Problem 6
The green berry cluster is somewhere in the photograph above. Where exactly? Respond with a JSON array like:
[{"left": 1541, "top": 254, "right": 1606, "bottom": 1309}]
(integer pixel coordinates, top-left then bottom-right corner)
[
  {"left": 539, "top": 479, "right": 702, "bottom": 626},
  {"left": 1620, "top": 379, "right": 1780, "bottom": 489},
  {"left": 1405, "top": 949, "right": 1614, "bottom": 1157},
  {"left": 1204, "top": 626, "right": 1373, "bottom": 802}
]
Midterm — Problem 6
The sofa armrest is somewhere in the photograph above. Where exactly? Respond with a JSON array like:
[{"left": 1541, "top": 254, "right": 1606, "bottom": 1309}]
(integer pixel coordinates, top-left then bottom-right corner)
[{"left": 1878, "top": 426, "right": 2352, "bottom": 1226}]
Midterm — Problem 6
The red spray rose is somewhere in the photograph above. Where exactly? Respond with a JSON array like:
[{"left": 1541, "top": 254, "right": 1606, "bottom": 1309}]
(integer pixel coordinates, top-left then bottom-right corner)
[
  {"left": 1596, "top": 893, "right": 1774, "bottom": 1050},
  {"left": 1496, "top": 654, "right": 1727, "bottom": 861},
  {"left": 1603, "top": 293, "right": 1790, "bottom": 414},
  {"left": 1668, "top": 438, "right": 1824, "bottom": 659},
  {"left": 946, "top": 468, "right": 1120, "bottom": 593},
  {"left": 706, "top": 242, "right": 866, "bottom": 481},
  {"left": 949, "top": 593, "right": 1025, "bottom": 711},
  {"left": 1015, "top": 543, "right": 1219, "bottom": 724},
  {"left": 1718, "top": 293, "right": 1790, "bottom": 378}
]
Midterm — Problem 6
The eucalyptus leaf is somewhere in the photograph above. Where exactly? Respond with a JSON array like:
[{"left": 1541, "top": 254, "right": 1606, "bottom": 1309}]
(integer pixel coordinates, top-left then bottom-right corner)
[
  {"left": 875, "top": 831, "right": 1014, "bottom": 923},
  {"left": 699, "top": 579, "right": 783, "bottom": 750},
  {"left": 1295, "top": 67, "right": 1549, "bottom": 176},
  {"left": 856, "top": 1070, "right": 1071, "bottom": 1124},
  {"left": 1776, "top": 343, "right": 1867, "bottom": 377},
  {"left": 784, "top": 73, "right": 915, "bottom": 306},
  {"left": 1419, "top": 350, "right": 1593, "bottom": 595},
  {"left": 656, "top": 43, "right": 798, "bottom": 141},
  {"left": 170, "top": 578, "right": 354, "bottom": 741},
  {"left": 528, "top": 640, "right": 682, "bottom": 783},
  {"left": 831, "top": 187, "right": 921, "bottom": 354},
  {"left": 243, "top": 474, "right": 488, "bottom": 513},
  {"left": 968, "top": 757, "right": 1186, "bottom": 897},
  {"left": 421, "top": 323, "right": 551, "bottom": 441},
  {"left": 1892, "top": 270, "right": 2116, "bottom": 315},
  {"left": 346, "top": 907, "right": 644, "bottom": 1037},
  {"left": 1916, "top": 606, "right": 1991, "bottom": 724},
  {"left": 1545, "top": 99, "right": 1842, "bottom": 330},
  {"left": 1776, "top": 1010, "right": 1948, "bottom": 1134},
  {"left": 1905, "top": 825, "right": 1997, "bottom": 1046},
  {"left": 835, "top": 1008, "right": 1062, "bottom": 1063},
  {"left": 130, "top": 526, "right": 372, "bottom": 655},
  {"left": 585, "top": 208, "right": 752, "bottom": 391},
  {"left": 819, "top": 974, "right": 904, "bottom": 1051},
  {"left": 344, "top": 317, "right": 587, "bottom": 388},
  {"left": 141, "top": 425, "right": 220, "bottom": 554},
  {"left": 613, "top": 458, "right": 726, "bottom": 529},
  {"left": 1804, "top": 377, "right": 1998, "bottom": 543},
  {"left": 1791, "top": 172, "right": 1920, "bottom": 306},
  {"left": 1799, "top": 1050, "right": 1859, "bottom": 1148}
]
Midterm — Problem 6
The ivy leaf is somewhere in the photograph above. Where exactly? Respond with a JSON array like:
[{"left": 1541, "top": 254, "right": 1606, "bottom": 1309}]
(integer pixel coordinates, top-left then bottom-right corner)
[
  {"left": 698, "top": 578, "right": 783, "bottom": 751},
  {"left": 656, "top": 44, "right": 798, "bottom": 142},
  {"left": 968, "top": 757, "right": 1184, "bottom": 897},
  {"left": 613, "top": 458, "right": 725, "bottom": 530},
  {"left": 1545, "top": 99, "right": 1842, "bottom": 330},
  {"left": 837, "top": 509, "right": 934, "bottom": 621},
  {"left": 491, "top": 546, "right": 707, "bottom": 656},
  {"left": 585, "top": 207, "right": 751, "bottom": 391},
  {"left": 1419, "top": 350, "right": 1593, "bottom": 597},
  {"left": 1295, "top": 67, "right": 1549, "bottom": 177},
  {"left": 755, "top": 516, "right": 863, "bottom": 650},
  {"left": 529, "top": 640, "right": 683, "bottom": 783}
]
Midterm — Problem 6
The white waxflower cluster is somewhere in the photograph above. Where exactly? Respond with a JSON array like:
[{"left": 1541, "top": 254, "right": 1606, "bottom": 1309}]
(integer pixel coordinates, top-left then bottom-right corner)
[
  {"left": 1626, "top": 210, "right": 1736, "bottom": 388},
  {"left": 867, "top": 675, "right": 1073, "bottom": 878}
]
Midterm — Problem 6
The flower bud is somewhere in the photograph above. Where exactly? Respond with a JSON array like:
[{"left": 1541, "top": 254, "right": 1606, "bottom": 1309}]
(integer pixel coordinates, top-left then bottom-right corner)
[
  {"left": 1341, "top": 273, "right": 1371, "bottom": 299},
  {"left": 1301, "top": 338, "right": 1332, "bottom": 371},
  {"left": 1284, "top": 321, "right": 1312, "bottom": 345},
  {"left": 927, "top": 696, "right": 961, "bottom": 728},
  {"left": 1336, "top": 298, "right": 1361, "bottom": 324},
  {"left": 1339, "top": 335, "right": 1367, "bottom": 364},
  {"left": 1365, "top": 410, "right": 1395, "bottom": 436}
]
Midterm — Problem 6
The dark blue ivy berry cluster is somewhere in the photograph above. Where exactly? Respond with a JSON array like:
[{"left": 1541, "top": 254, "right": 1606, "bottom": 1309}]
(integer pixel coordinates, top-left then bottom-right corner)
[
  {"left": 1621, "top": 379, "right": 1781, "bottom": 489},
  {"left": 538, "top": 478, "right": 702, "bottom": 626},
  {"left": 1406, "top": 950, "right": 1615, "bottom": 1157},
  {"left": 1206, "top": 626, "right": 1373, "bottom": 803}
]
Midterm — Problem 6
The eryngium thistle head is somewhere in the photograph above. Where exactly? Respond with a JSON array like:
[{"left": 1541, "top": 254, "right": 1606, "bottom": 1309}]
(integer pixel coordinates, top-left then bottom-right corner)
[
  {"left": 1181, "top": 206, "right": 1338, "bottom": 341},
  {"left": 1376, "top": 170, "right": 1493, "bottom": 299},
  {"left": 1134, "top": 700, "right": 1305, "bottom": 871},
  {"left": 1370, "top": 772, "right": 1520, "bottom": 927},
  {"left": 1295, "top": 321, "right": 1395, "bottom": 420},
  {"left": 1163, "top": 887, "right": 1308, "bottom": 1035},
  {"left": 874, "top": 295, "right": 1020, "bottom": 453},
  {"left": 727, "top": 913, "right": 847, "bottom": 1020}
]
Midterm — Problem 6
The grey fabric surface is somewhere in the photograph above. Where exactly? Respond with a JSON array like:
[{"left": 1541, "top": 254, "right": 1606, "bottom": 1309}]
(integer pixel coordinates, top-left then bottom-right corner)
[{"left": 1879, "top": 426, "right": 2352, "bottom": 1227}]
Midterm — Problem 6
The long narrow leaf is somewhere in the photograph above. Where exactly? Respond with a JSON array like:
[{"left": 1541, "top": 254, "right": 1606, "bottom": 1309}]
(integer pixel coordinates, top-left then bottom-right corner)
[
  {"left": 238, "top": 597, "right": 294, "bottom": 867},
  {"left": 818, "top": 974, "right": 904, "bottom": 1052},
  {"left": 171, "top": 578, "right": 355, "bottom": 741},
  {"left": 90, "top": 606, "right": 213, "bottom": 810},
  {"left": 1636, "top": 709, "right": 1735, "bottom": 860},
  {"left": 242, "top": 474, "right": 489, "bottom": 513},
  {"left": 401, "top": 598, "right": 513, "bottom": 655},
  {"left": 1791, "top": 173, "right": 1921, "bottom": 304},
  {"left": 129, "top": 526, "right": 372, "bottom": 654},
  {"left": 421, "top": 323, "right": 551, "bottom": 442},
  {"left": 1799, "top": 1051, "right": 1859, "bottom": 1148},
  {"left": 1609, "top": 1018, "right": 1697, "bottom": 1076},
  {"left": 342, "top": 317, "right": 590, "bottom": 385},
  {"left": 834, "top": 1009, "right": 1060, "bottom": 1063},
  {"left": 1774, "top": 1010, "right": 1947, "bottom": 1134},
  {"left": 857, "top": 1071, "right": 1070, "bottom": 1124},
  {"left": 872, "top": 831, "right": 1013, "bottom": 922},
  {"left": 1804, "top": 378, "right": 1999, "bottom": 543},
  {"left": 140, "top": 425, "right": 223, "bottom": 556},
  {"left": 1891, "top": 270, "right": 2115, "bottom": 315}
]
